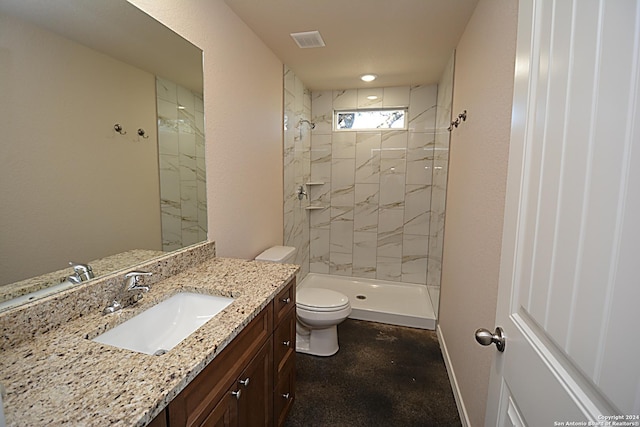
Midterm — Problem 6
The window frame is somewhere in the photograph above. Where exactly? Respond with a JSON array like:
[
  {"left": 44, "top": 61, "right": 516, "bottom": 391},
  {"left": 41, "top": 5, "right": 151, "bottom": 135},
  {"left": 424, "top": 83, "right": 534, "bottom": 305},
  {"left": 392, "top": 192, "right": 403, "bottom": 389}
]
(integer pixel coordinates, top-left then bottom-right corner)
[{"left": 333, "top": 107, "right": 409, "bottom": 132}]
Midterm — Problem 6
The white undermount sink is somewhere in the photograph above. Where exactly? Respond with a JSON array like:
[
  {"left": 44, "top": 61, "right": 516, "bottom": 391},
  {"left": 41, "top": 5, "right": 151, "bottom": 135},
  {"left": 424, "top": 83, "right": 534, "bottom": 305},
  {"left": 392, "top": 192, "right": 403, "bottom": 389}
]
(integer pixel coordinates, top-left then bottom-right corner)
[{"left": 92, "top": 292, "right": 234, "bottom": 355}]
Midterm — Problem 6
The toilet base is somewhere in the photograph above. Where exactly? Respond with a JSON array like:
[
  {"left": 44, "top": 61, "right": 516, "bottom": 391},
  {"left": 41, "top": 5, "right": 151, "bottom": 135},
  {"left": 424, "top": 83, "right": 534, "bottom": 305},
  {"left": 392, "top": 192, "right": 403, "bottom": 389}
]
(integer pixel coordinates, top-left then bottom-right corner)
[{"left": 295, "top": 324, "right": 340, "bottom": 357}]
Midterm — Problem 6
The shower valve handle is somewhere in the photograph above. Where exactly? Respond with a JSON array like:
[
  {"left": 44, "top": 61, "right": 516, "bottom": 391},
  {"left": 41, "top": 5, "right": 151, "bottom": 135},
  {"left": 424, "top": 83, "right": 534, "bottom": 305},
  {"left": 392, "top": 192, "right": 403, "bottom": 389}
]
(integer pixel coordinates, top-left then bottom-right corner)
[{"left": 296, "top": 185, "right": 308, "bottom": 200}]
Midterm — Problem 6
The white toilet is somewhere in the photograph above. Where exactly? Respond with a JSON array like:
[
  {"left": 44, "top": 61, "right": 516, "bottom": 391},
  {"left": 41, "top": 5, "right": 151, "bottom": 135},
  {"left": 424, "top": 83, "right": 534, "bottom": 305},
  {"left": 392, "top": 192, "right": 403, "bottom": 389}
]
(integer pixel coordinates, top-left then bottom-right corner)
[{"left": 255, "top": 246, "right": 352, "bottom": 357}]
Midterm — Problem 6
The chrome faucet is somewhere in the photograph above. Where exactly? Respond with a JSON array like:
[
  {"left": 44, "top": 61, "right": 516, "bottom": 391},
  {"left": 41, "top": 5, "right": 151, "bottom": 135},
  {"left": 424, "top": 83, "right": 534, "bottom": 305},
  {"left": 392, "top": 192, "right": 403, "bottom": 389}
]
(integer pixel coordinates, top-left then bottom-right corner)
[
  {"left": 67, "top": 262, "right": 94, "bottom": 284},
  {"left": 123, "top": 271, "right": 153, "bottom": 292},
  {"left": 103, "top": 271, "right": 153, "bottom": 314}
]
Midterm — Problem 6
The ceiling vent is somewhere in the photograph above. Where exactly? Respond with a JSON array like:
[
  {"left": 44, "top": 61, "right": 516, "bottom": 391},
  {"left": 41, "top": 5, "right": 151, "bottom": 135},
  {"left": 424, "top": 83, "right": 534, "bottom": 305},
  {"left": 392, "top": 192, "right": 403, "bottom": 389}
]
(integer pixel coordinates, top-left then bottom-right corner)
[{"left": 290, "top": 31, "right": 326, "bottom": 48}]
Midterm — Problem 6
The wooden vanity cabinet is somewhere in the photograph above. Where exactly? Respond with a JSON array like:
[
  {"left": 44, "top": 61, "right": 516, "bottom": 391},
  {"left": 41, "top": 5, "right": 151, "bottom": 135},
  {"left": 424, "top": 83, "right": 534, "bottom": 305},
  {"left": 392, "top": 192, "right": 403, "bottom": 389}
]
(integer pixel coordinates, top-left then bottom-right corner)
[
  {"left": 199, "top": 387, "right": 237, "bottom": 427},
  {"left": 166, "top": 278, "right": 296, "bottom": 427},
  {"left": 202, "top": 338, "right": 272, "bottom": 427},
  {"left": 272, "top": 282, "right": 296, "bottom": 427},
  {"left": 149, "top": 409, "right": 168, "bottom": 427},
  {"left": 236, "top": 337, "right": 273, "bottom": 426}
]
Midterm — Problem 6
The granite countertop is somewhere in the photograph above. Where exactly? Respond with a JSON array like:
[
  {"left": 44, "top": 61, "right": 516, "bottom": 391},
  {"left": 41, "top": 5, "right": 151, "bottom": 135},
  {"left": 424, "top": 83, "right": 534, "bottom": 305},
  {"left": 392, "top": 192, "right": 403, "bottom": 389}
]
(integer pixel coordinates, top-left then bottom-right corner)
[{"left": 0, "top": 257, "right": 298, "bottom": 426}]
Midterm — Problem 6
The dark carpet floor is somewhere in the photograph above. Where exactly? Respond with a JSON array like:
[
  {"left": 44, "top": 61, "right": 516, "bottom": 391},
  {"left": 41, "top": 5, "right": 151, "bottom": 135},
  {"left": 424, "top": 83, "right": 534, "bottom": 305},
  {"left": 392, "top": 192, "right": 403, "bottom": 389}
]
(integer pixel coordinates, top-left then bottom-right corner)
[{"left": 285, "top": 319, "right": 462, "bottom": 427}]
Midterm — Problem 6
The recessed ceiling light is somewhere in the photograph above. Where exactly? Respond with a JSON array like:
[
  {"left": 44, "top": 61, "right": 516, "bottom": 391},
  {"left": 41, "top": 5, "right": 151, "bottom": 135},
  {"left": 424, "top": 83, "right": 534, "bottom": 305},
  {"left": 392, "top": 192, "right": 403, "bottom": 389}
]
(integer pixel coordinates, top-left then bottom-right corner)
[
  {"left": 367, "top": 95, "right": 379, "bottom": 100},
  {"left": 360, "top": 74, "right": 377, "bottom": 82}
]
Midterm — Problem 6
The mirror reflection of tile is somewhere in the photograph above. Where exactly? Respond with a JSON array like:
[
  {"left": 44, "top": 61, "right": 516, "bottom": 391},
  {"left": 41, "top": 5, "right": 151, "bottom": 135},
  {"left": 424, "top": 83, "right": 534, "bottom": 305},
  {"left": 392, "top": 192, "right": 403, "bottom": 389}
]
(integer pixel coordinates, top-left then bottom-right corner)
[{"left": 156, "top": 77, "right": 207, "bottom": 252}]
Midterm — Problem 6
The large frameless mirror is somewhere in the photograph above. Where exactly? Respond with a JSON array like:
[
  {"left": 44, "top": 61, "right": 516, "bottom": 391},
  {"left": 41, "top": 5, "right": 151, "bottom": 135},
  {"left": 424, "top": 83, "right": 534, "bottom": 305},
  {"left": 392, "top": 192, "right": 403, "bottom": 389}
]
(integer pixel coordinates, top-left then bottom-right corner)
[{"left": 0, "top": 0, "right": 205, "bottom": 311}]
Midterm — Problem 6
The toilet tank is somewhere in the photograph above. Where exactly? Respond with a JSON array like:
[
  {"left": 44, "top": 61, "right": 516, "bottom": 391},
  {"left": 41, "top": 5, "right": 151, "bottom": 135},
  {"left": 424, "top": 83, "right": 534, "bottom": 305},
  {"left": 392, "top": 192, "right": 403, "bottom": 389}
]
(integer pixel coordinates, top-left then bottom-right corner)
[{"left": 255, "top": 246, "right": 296, "bottom": 264}]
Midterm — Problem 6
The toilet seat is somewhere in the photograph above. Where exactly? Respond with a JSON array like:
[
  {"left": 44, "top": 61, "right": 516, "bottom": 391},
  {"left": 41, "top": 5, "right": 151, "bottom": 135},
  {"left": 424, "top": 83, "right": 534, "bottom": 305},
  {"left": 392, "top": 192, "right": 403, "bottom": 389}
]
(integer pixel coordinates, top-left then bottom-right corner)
[{"left": 297, "top": 288, "right": 350, "bottom": 312}]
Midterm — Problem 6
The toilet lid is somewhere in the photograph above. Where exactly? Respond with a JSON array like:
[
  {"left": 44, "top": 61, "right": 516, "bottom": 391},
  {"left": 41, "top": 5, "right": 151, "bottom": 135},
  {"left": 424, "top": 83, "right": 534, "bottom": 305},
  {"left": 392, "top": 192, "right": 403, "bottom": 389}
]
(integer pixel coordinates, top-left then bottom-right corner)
[{"left": 297, "top": 287, "right": 350, "bottom": 312}]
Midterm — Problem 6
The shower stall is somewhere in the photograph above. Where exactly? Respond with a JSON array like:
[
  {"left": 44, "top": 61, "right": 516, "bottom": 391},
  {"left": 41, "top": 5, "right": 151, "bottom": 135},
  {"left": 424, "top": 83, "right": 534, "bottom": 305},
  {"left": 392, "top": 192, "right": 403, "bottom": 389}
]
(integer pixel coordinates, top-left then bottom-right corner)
[{"left": 283, "top": 55, "right": 454, "bottom": 329}]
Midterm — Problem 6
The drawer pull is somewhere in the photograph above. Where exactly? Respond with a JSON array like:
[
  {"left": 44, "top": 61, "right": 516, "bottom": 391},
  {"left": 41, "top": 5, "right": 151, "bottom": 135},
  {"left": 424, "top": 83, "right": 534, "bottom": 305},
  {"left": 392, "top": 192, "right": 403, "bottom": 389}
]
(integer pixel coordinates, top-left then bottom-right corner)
[
  {"left": 239, "top": 377, "right": 250, "bottom": 387},
  {"left": 231, "top": 389, "right": 242, "bottom": 400},
  {"left": 281, "top": 392, "right": 290, "bottom": 400},
  {"left": 282, "top": 340, "right": 291, "bottom": 347},
  {"left": 281, "top": 297, "right": 291, "bottom": 304}
]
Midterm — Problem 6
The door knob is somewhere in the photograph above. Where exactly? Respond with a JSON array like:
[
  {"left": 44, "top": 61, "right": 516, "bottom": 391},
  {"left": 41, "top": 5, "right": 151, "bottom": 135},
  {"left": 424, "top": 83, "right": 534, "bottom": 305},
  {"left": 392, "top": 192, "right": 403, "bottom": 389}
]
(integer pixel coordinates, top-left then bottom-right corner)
[{"left": 474, "top": 327, "right": 506, "bottom": 352}]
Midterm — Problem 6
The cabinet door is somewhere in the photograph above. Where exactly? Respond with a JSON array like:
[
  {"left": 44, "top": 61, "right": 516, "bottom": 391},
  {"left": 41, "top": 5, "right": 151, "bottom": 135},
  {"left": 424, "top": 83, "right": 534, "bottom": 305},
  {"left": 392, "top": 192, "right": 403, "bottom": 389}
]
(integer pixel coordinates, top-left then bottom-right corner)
[
  {"left": 237, "top": 337, "right": 273, "bottom": 427},
  {"left": 274, "top": 358, "right": 295, "bottom": 427},
  {"left": 200, "top": 390, "right": 238, "bottom": 427},
  {"left": 167, "top": 306, "right": 272, "bottom": 427},
  {"left": 273, "top": 307, "right": 295, "bottom": 377},
  {"left": 148, "top": 409, "right": 168, "bottom": 427}
]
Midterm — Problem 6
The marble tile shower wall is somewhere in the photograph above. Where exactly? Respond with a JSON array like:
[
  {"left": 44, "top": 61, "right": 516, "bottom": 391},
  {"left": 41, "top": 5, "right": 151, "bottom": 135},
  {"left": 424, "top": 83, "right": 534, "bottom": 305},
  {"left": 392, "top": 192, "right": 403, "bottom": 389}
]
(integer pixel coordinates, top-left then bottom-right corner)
[
  {"left": 283, "top": 67, "right": 311, "bottom": 277},
  {"left": 156, "top": 77, "right": 207, "bottom": 252},
  {"left": 309, "top": 86, "right": 438, "bottom": 284}
]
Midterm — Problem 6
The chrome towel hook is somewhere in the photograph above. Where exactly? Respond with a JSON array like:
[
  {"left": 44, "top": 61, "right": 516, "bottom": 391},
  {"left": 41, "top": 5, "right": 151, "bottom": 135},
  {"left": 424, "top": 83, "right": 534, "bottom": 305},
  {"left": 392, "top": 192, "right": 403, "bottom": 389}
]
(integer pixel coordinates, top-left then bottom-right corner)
[
  {"left": 114, "top": 123, "right": 127, "bottom": 135},
  {"left": 447, "top": 110, "right": 468, "bottom": 132},
  {"left": 137, "top": 128, "right": 149, "bottom": 139}
]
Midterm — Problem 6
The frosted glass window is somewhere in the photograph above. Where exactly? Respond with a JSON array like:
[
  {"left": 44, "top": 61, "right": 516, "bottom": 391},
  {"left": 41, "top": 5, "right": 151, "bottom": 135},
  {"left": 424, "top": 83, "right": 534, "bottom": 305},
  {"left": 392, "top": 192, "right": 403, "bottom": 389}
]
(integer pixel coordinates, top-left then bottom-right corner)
[{"left": 334, "top": 108, "right": 407, "bottom": 130}]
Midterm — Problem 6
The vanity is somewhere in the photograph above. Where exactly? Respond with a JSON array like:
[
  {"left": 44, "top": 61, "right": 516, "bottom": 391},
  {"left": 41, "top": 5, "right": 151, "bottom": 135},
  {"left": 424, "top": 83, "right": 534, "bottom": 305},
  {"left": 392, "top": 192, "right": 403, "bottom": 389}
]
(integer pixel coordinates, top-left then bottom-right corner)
[
  {"left": 163, "top": 278, "right": 296, "bottom": 427},
  {"left": 0, "top": 242, "right": 298, "bottom": 426}
]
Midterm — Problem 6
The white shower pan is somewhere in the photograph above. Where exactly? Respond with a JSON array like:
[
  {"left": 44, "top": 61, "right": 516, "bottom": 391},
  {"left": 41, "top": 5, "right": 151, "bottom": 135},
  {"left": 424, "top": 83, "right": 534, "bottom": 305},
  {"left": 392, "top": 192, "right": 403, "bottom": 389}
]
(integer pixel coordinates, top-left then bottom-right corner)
[{"left": 298, "top": 273, "right": 435, "bottom": 330}]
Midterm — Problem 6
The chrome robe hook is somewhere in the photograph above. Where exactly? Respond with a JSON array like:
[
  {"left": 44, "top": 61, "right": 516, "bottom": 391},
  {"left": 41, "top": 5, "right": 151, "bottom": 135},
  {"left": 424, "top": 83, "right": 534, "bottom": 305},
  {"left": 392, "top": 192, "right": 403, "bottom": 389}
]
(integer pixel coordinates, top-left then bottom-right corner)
[{"left": 114, "top": 123, "right": 127, "bottom": 135}]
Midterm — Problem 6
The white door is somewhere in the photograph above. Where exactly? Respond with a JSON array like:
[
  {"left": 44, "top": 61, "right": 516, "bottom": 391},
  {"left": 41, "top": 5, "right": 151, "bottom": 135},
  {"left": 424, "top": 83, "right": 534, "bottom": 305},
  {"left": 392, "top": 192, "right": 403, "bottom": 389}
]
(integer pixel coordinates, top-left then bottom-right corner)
[{"left": 484, "top": 0, "right": 640, "bottom": 425}]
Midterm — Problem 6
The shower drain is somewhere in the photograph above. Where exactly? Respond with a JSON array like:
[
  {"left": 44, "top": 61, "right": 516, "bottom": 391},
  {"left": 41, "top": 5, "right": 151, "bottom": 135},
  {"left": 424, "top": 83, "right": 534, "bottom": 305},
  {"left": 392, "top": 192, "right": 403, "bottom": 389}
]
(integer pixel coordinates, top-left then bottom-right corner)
[{"left": 356, "top": 295, "right": 367, "bottom": 300}]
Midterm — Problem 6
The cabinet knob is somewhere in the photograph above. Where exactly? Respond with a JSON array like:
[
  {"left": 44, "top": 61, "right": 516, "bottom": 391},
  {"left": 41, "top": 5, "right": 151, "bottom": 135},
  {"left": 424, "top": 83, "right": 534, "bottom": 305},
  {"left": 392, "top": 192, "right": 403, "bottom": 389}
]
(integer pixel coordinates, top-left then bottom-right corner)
[
  {"left": 281, "top": 393, "right": 290, "bottom": 400},
  {"left": 281, "top": 297, "right": 291, "bottom": 304},
  {"left": 239, "top": 377, "right": 250, "bottom": 387},
  {"left": 282, "top": 340, "right": 291, "bottom": 347},
  {"left": 231, "top": 389, "right": 242, "bottom": 400}
]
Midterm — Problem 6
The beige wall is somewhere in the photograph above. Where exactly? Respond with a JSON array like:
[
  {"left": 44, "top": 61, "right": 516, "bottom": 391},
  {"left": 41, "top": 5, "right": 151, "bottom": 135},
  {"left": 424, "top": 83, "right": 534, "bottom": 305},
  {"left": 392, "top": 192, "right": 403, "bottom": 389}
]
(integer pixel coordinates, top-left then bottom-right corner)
[
  {"left": 438, "top": 1, "right": 518, "bottom": 425},
  {"left": 129, "top": 0, "right": 284, "bottom": 259},
  {"left": 0, "top": 14, "right": 161, "bottom": 285}
]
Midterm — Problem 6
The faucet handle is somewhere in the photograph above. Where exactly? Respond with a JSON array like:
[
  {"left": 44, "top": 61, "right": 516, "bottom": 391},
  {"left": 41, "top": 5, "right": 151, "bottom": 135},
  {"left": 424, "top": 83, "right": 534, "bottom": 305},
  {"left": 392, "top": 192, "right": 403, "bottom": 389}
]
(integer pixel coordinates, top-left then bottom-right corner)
[
  {"left": 69, "top": 261, "right": 94, "bottom": 281},
  {"left": 124, "top": 271, "right": 153, "bottom": 292},
  {"left": 124, "top": 271, "right": 153, "bottom": 278}
]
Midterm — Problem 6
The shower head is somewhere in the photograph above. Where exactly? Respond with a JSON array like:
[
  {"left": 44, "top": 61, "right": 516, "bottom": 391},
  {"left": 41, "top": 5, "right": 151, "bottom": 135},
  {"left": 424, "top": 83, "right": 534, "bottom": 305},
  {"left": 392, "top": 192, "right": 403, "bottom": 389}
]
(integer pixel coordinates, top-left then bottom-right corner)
[{"left": 299, "top": 119, "right": 316, "bottom": 129}]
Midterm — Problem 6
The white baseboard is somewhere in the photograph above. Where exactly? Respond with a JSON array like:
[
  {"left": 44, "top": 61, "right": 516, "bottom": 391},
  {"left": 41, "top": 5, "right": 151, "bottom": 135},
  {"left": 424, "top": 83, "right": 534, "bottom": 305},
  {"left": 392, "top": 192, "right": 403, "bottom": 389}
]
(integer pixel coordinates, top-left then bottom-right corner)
[{"left": 437, "top": 324, "right": 471, "bottom": 427}]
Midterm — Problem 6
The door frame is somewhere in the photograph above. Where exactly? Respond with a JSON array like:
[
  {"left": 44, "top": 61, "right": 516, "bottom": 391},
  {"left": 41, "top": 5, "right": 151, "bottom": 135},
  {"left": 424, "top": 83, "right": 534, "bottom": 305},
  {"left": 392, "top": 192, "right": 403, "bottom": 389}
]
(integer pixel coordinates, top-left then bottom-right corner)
[{"left": 484, "top": 0, "right": 535, "bottom": 422}]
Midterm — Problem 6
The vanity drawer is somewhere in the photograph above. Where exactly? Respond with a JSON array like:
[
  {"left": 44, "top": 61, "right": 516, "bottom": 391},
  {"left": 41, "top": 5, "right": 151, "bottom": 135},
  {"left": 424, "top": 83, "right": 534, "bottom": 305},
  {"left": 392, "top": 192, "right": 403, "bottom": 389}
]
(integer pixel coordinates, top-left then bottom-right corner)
[
  {"left": 273, "top": 307, "right": 296, "bottom": 376},
  {"left": 274, "top": 278, "right": 296, "bottom": 325},
  {"left": 274, "top": 356, "right": 295, "bottom": 427}
]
